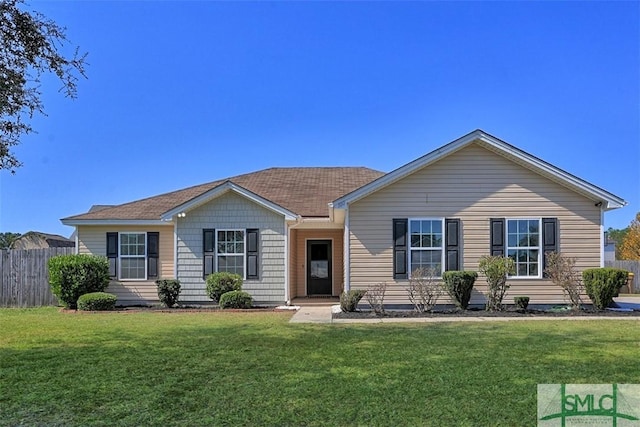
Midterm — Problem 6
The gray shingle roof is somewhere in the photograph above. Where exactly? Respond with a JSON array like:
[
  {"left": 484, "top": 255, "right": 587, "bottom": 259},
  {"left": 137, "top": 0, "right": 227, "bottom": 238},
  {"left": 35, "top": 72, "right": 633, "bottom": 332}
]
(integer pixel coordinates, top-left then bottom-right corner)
[{"left": 63, "top": 167, "right": 384, "bottom": 221}]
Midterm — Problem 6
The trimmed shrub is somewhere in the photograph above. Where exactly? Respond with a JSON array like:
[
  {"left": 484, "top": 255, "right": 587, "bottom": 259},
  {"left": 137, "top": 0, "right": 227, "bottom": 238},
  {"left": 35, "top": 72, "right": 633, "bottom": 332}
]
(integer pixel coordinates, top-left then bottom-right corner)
[
  {"left": 206, "top": 272, "right": 242, "bottom": 303},
  {"left": 514, "top": 296, "right": 530, "bottom": 310},
  {"left": 77, "top": 292, "right": 117, "bottom": 311},
  {"left": 340, "top": 289, "right": 367, "bottom": 312},
  {"left": 441, "top": 271, "right": 478, "bottom": 310},
  {"left": 156, "top": 279, "right": 181, "bottom": 308},
  {"left": 219, "top": 290, "right": 253, "bottom": 309},
  {"left": 48, "top": 254, "right": 110, "bottom": 309},
  {"left": 478, "top": 256, "right": 514, "bottom": 311},
  {"left": 582, "top": 268, "right": 629, "bottom": 310}
]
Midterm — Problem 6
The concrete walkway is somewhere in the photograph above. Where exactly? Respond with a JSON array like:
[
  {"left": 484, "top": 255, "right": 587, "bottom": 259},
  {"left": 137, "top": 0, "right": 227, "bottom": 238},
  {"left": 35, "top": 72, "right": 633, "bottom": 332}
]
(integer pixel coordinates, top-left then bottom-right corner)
[
  {"left": 289, "top": 296, "right": 640, "bottom": 324},
  {"left": 289, "top": 305, "right": 334, "bottom": 323}
]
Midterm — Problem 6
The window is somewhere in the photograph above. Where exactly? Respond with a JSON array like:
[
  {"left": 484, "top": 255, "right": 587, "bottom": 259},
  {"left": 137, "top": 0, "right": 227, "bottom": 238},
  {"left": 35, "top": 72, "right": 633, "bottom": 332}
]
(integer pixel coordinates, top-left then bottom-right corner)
[
  {"left": 409, "top": 219, "right": 443, "bottom": 276},
  {"left": 106, "top": 232, "right": 159, "bottom": 281},
  {"left": 507, "top": 219, "right": 541, "bottom": 277},
  {"left": 119, "top": 232, "right": 146, "bottom": 280},
  {"left": 217, "top": 230, "right": 245, "bottom": 277},
  {"left": 204, "top": 229, "right": 259, "bottom": 280}
]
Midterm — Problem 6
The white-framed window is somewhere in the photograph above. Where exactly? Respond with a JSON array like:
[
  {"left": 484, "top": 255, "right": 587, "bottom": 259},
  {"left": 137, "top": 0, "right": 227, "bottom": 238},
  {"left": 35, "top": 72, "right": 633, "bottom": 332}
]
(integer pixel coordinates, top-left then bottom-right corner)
[
  {"left": 216, "top": 230, "right": 245, "bottom": 277},
  {"left": 506, "top": 219, "right": 541, "bottom": 278},
  {"left": 119, "top": 232, "right": 146, "bottom": 280},
  {"left": 409, "top": 218, "right": 444, "bottom": 276}
]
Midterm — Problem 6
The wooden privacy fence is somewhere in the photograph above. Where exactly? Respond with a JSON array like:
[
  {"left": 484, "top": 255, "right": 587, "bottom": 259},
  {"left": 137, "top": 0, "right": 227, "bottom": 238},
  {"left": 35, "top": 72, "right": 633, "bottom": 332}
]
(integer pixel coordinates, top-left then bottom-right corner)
[
  {"left": 0, "top": 247, "right": 74, "bottom": 307},
  {"left": 605, "top": 260, "right": 640, "bottom": 293}
]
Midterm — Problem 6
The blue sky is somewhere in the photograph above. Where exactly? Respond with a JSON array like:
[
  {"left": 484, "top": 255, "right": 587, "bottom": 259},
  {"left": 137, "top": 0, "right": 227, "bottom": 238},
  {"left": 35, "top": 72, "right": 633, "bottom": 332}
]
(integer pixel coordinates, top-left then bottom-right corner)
[{"left": 0, "top": 1, "right": 638, "bottom": 237}]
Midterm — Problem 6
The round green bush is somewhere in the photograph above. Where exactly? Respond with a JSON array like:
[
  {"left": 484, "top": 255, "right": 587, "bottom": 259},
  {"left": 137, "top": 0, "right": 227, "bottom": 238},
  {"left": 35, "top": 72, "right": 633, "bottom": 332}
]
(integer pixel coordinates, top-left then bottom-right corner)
[
  {"left": 48, "top": 254, "right": 110, "bottom": 309},
  {"left": 514, "top": 296, "right": 530, "bottom": 310},
  {"left": 441, "top": 271, "right": 478, "bottom": 310},
  {"left": 156, "top": 279, "right": 181, "bottom": 308},
  {"left": 206, "top": 272, "right": 242, "bottom": 303},
  {"left": 582, "top": 268, "right": 628, "bottom": 310},
  {"left": 219, "top": 290, "right": 253, "bottom": 309},
  {"left": 77, "top": 292, "right": 117, "bottom": 311}
]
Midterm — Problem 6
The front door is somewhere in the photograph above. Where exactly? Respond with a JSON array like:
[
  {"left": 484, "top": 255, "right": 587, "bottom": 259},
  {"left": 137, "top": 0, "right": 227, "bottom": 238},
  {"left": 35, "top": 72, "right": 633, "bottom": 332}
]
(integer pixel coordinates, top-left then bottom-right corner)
[{"left": 307, "top": 240, "right": 332, "bottom": 295}]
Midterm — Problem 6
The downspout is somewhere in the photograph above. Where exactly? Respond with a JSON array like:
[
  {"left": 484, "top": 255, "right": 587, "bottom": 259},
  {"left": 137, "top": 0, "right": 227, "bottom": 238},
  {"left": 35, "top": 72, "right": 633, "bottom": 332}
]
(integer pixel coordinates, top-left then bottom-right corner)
[
  {"left": 343, "top": 205, "right": 350, "bottom": 292},
  {"left": 74, "top": 226, "right": 79, "bottom": 255}
]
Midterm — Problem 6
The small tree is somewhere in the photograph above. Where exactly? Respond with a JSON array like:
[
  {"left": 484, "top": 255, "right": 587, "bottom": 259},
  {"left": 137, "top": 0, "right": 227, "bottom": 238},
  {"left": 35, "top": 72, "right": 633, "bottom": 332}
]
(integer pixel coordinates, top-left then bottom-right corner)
[
  {"left": 478, "top": 256, "right": 514, "bottom": 311},
  {"left": 205, "top": 272, "right": 242, "bottom": 303},
  {"left": 48, "top": 254, "right": 110, "bottom": 309},
  {"left": 544, "top": 252, "right": 583, "bottom": 310},
  {"left": 365, "top": 283, "right": 386, "bottom": 316},
  {"left": 619, "top": 212, "right": 640, "bottom": 260},
  {"left": 407, "top": 267, "right": 442, "bottom": 313}
]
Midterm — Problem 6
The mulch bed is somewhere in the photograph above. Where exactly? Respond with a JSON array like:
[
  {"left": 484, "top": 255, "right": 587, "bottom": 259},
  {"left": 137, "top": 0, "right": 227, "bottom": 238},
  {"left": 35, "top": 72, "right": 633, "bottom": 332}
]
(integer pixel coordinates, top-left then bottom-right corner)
[
  {"left": 60, "top": 306, "right": 286, "bottom": 314},
  {"left": 334, "top": 307, "right": 640, "bottom": 319}
]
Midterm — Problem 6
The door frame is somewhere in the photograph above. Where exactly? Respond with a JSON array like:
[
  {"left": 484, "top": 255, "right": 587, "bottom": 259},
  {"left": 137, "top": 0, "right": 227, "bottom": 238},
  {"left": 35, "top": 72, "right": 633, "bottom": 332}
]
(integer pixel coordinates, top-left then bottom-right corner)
[{"left": 305, "top": 238, "right": 334, "bottom": 296}]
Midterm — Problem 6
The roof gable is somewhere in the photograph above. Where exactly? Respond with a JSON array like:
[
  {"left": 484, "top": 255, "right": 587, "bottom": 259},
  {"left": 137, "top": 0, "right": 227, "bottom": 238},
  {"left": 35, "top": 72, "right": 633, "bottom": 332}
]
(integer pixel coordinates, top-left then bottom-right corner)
[
  {"left": 333, "top": 130, "right": 627, "bottom": 211},
  {"left": 62, "top": 167, "right": 384, "bottom": 223},
  {"left": 161, "top": 181, "right": 298, "bottom": 221}
]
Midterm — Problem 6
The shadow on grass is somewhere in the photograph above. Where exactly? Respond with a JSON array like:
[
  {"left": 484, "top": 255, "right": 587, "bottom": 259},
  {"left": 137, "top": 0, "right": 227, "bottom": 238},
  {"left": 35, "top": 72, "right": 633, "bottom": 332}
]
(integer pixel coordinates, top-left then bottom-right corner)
[{"left": 1, "top": 311, "right": 639, "bottom": 426}]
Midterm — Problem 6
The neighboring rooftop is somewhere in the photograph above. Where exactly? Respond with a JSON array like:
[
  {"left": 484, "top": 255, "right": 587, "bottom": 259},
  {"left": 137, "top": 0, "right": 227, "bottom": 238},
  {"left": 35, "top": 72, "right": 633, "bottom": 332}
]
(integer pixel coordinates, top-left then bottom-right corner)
[
  {"left": 11, "top": 232, "right": 75, "bottom": 250},
  {"left": 63, "top": 167, "right": 385, "bottom": 221}
]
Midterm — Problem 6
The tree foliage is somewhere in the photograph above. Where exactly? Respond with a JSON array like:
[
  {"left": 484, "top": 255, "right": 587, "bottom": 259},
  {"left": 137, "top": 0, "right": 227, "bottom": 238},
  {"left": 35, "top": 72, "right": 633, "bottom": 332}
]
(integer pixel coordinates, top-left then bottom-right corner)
[
  {"left": 1, "top": 0, "right": 87, "bottom": 172},
  {"left": 0, "top": 231, "right": 21, "bottom": 249},
  {"left": 619, "top": 213, "right": 640, "bottom": 260},
  {"left": 607, "top": 226, "right": 629, "bottom": 259}
]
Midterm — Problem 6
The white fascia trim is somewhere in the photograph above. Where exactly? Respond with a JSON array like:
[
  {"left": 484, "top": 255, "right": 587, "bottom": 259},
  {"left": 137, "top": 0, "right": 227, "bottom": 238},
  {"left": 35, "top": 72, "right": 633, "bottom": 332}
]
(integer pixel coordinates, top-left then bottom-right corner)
[
  {"left": 284, "top": 220, "right": 290, "bottom": 304},
  {"left": 174, "top": 220, "right": 178, "bottom": 278},
  {"left": 333, "top": 130, "right": 627, "bottom": 210},
  {"left": 343, "top": 208, "right": 350, "bottom": 292},
  {"left": 161, "top": 181, "right": 298, "bottom": 221},
  {"left": 600, "top": 207, "right": 605, "bottom": 268},
  {"left": 476, "top": 134, "right": 628, "bottom": 210},
  {"left": 61, "top": 219, "right": 169, "bottom": 226}
]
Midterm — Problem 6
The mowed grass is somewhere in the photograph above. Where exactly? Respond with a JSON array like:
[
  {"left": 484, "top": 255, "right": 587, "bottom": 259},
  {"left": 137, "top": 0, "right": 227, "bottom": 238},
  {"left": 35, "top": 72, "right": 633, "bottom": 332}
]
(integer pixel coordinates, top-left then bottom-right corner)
[{"left": 1, "top": 309, "right": 639, "bottom": 426}]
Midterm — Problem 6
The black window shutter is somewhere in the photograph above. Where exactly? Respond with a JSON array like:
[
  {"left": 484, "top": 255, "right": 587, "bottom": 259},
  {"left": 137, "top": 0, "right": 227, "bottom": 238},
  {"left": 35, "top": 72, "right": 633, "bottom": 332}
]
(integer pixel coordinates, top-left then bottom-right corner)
[
  {"left": 106, "top": 232, "right": 118, "bottom": 279},
  {"left": 490, "top": 218, "right": 505, "bottom": 256},
  {"left": 445, "top": 219, "right": 460, "bottom": 271},
  {"left": 393, "top": 219, "right": 408, "bottom": 279},
  {"left": 542, "top": 218, "right": 558, "bottom": 276},
  {"left": 147, "top": 232, "right": 159, "bottom": 279},
  {"left": 246, "top": 229, "right": 259, "bottom": 280},
  {"left": 203, "top": 229, "right": 215, "bottom": 279}
]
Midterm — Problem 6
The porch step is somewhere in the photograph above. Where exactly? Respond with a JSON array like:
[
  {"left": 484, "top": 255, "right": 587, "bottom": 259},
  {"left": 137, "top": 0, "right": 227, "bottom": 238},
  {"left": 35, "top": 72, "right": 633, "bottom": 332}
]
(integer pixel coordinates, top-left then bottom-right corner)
[{"left": 291, "top": 297, "right": 340, "bottom": 307}]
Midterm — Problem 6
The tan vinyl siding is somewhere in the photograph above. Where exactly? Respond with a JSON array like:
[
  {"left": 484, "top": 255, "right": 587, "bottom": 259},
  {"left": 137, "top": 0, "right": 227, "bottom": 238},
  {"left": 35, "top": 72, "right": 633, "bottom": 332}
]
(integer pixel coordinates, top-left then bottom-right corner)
[
  {"left": 348, "top": 142, "right": 601, "bottom": 305},
  {"left": 77, "top": 225, "right": 174, "bottom": 304},
  {"left": 292, "top": 229, "right": 344, "bottom": 297}
]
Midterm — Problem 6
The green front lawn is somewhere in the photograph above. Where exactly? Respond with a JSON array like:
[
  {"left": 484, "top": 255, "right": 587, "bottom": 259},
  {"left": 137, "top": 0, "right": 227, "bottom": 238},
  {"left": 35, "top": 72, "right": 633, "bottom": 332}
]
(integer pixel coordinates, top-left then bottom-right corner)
[{"left": 1, "top": 308, "right": 638, "bottom": 426}]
